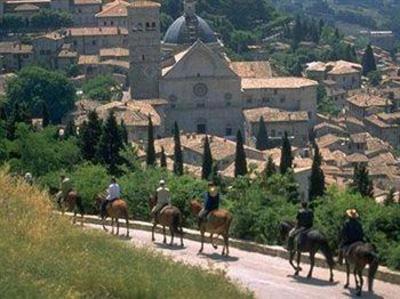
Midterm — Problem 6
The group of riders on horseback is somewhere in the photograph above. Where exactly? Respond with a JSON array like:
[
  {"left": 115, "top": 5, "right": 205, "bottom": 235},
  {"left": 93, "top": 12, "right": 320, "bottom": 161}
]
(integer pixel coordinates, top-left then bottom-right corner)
[{"left": 24, "top": 172, "right": 377, "bottom": 295}]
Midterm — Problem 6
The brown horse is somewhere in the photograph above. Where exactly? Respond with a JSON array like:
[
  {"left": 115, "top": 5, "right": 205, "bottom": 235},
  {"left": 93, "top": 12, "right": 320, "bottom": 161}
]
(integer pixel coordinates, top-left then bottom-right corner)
[
  {"left": 149, "top": 196, "right": 184, "bottom": 247},
  {"left": 190, "top": 200, "right": 233, "bottom": 256},
  {"left": 344, "top": 242, "right": 379, "bottom": 296},
  {"left": 59, "top": 190, "right": 85, "bottom": 226},
  {"left": 95, "top": 194, "right": 130, "bottom": 237}
]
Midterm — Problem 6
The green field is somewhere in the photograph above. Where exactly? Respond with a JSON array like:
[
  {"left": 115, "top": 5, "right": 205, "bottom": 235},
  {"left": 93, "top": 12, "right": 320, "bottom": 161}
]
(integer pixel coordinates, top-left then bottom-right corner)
[{"left": 0, "top": 171, "right": 253, "bottom": 299}]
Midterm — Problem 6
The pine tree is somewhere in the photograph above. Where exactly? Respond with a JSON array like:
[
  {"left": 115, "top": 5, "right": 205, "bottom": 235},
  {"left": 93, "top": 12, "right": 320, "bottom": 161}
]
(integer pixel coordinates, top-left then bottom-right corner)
[
  {"left": 351, "top": 164, "right": 374, "bottom": 198},
  {"left": 160, "top": 146, "right": 167, "bottom": 168},
  {"left": 64, "top": 118, "right": 76, "bottom": 138},
  {"left": 234, "top": 130, "right": 247, "bottom": 177},
  {"left": 201, "top": 135, "right": 213, "bottom": 180},
  {"left": 79, "top": 110, "right": 102, "bottom": 161},
  {"left": 309, "top": 143, "right": 325, "bottom": 201},
  {"left": 280, "top": 131, "right": 293, "bottom": 174},
  {"left": 97, "top": 111, "right": 124, "bottom": 174},
  {"left": 362, "top": 44, "right": 377, "bottom": 76},
  {"left": 264, "top": 156, "right": 276, "bottom": 178},
  {"left": 146, "top": 116, "right": 156, "bottom": 166},
  {"left": 41, "top": 102, "right": 50, "bottom": 127},
  {"left": 255, "top": 116, "right": 268, "bottom": 151},
  {"left": 120, "top": 119, "right": 128, "bottom": 144},
  {"left": 173, "top": 122, "right": 183, "bottom": 176}
]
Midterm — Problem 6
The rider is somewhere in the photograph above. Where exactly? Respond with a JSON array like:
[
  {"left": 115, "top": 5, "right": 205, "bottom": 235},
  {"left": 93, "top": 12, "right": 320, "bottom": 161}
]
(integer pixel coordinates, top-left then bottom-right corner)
[
  {"left": 338, "top": 209, "right": 365, "bottom": 264},
  {"left": 101, "top": 177, "right": 121, "bottom": 218},
  {"left": 287, "top": 200, "right": 314, "bottom": 250},
  {"left": 24, "top": 172, "right": 33, "bottom": 186},
  {"left": 56, "top": 175, "right": 73, "bottom": 208},
  {"left": 151, "top": 179, "right": 171, "bottom": 221},
  {"left": 198, "top": 182, "right": 220, "bottom": 224}
]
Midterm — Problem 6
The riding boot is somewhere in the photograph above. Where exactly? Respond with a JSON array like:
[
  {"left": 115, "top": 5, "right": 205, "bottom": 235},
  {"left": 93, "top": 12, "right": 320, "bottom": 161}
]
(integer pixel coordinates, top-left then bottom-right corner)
[{"left": 338, "top": 250, "right": 343, "bottom": 265}]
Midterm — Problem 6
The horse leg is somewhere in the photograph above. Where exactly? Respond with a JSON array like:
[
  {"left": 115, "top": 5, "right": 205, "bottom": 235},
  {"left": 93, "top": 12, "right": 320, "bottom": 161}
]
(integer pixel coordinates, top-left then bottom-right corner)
[
  {"left": 295, "top": 251, "right": 302, "bottom": 275},
  {"left": 116, "top": 218, "right": 120, "bottom": 236},
  {"left": 125, "top": 216, "right": 129, "bottom": 237},
  {"left": 198, "top": 230, "right": 204, "bottom": 254},
  {"left": 357, "top": 269, "right": 363, "bottom": 297},
  {"left": 354, "top": 267, "right": 359, "bottom": 290},
  {"left": 289, "top": 250, "right": 298, "bottom": 272},
  {"left": 111, "top": 218, "right": 114, "bottom": 235},
  {"left": 73, "top": 210, "right": 77, "bottom": 225},
  {"left": 307, "top": 251, "right": 315, "bottom": 279},
  {"left": 169, "top": 226, "right": 174, "bottom": 246},
  {"left": 152, "top": 223, "right": 156, "bottom": 242},
  {"left": 163, "top": 226, "right": 167, "bottom": 244},
  {"left": 80, "top": 211, "right": 84, "bottom": 227},
  {"left": 180, "top": 225, "right": 184, "bottom": 247},
  {"left": 102, "top": 217, "right": 108, "bottom": 232},
  {"left": 223, "top": 234, "right": 229, "bottom": 256},
  {"left": 344, "top": 261, "right": 350, "bottom": 289}
]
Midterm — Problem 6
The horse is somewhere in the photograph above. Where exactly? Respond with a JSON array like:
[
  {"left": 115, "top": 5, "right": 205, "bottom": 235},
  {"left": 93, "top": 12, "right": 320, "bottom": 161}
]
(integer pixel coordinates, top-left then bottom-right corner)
[
  {"left": 343, "top": 242, "right": 379, "bottom": 296},
  {"left": 53, "top": 188, "right": 85, "bottom": 226},
  {"left": 279, "top": 220, "right": 335, "bottom": 282},
  {"left": 95, "top": 194, "right": 130, "bottom": 237},
  {"left": 190, "top": 200, "right": 233, "bottom": 256},
  {"left": 148, "top": 196, "right": 184, "bottom": 247}
]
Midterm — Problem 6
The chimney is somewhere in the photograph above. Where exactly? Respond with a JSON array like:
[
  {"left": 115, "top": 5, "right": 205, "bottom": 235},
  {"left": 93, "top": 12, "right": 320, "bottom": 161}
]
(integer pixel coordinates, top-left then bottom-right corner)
[{"left": 186, "top": 133, "right": 190, "bottom": 139}]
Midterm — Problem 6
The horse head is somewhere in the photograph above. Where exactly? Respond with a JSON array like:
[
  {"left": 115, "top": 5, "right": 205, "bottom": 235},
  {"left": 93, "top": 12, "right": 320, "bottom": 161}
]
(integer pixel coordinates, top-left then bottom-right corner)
[
  {"left": 148, "top": 195, "right": 157, "bottom": 209},
  {"left": 190, "top": 199, "right": 202, "bottom": 215},
  {"left": 279, "top": 220, "right": 295, "bottom": 242}
]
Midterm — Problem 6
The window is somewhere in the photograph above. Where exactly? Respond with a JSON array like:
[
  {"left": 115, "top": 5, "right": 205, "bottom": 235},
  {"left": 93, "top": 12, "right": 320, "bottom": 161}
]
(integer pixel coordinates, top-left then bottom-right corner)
[
  {"left": 271, "top": 130, "right": 276, "bottom": 137},
  {"left": 171, "top": 103, "right": 176, "bottom": 109},
  {"left": 274, "top": 89, "right": 278, "bottom": 95},
  {"left": 104, "top": 21, "right": 106, "bottom": 26},
  {"left": 225, "top": 127, "right": 233, "bottom": 136},
  {"left": 262, "top": 97, "right": 269, "bottom": 103},
  {"left": 193, "top": 83, "right": 208, "bottom": 97},
  {"left": 197, "top": 124, "right": 207, "bottom": 134},
  {"left": 152, "top": 22, "right": 156, "bottom": 28},
  {"left": 111, "top": 21, "right": 114, "bottom": 26},
  {"left": 92, "top": 40, "right": 96, "bottom": 46},
  {"left": 142, "top": 55, "right": 145, "bottom": 61},
  {"left": 247, "top": 98, "right": 252, "bottom": 104},
  {"left": 196, "top": 102, "right": 205, "bottom": 108},
  {"left": 280, "top": 97, "right": 286, "bottom": 103},
  {"left": 225, "top": 100, "right": 231, "bottom": 107}
]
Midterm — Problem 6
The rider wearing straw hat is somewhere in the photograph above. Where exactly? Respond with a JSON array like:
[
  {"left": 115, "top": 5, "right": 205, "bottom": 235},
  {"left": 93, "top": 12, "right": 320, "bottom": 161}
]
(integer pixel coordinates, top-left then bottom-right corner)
[
  {"left": 198, "top": 182, "right": 220, "bottom": 224},
  {"left": 338, "top": 208, "right": 365, "bottom": 264}
]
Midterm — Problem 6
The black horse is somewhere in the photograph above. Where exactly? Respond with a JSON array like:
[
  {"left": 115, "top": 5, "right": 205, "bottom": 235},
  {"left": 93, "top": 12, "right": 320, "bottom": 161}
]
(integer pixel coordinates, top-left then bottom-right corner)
[
  {"left": 279, "top": 220, "right": 335, "bottom": 282},
  {"left": 343, "top": 242, "right": 379, "bottom": 296}
]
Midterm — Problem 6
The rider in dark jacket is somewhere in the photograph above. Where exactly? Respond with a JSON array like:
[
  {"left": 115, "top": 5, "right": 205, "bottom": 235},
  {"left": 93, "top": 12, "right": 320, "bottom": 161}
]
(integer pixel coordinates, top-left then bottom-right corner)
[
  {"left": 198, "top": 182, "right": 220, "bottom": 223},
  {"left": 338, "top": 209, "right": 364, "bottom": 264},
  {"left": 287, "top": 201, "right": 314, "bottom": 250}
]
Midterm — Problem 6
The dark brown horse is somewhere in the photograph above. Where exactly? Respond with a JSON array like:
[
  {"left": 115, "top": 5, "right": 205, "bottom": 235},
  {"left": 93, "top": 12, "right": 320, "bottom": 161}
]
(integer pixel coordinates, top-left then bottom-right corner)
[
  {"left": 190, "top": 200, "right": 233, "bottom": 256},
  {"left": 95, "top": 194, "right": 130, "bottom": 237},
  {"left": 57, "top": 189, "right": 85, "bottom": 226},
  {"left": 279, "top": 220, "right": 335, "bottom": 282},
  {"left": 149, "top": 196, "right": 184, "bottom": 247},
  {"left": 344, "top": 242, "right": 379, "bottom": 296}
]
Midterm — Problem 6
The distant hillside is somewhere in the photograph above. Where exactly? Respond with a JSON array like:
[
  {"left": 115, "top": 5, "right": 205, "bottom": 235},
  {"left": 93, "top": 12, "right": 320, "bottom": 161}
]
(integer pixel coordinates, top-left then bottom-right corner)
[
  {"left": 272, "top": 0, "right": 400, "bottom": 37},
  {"left": 0, "top": 171, "right": 252, "bottom": 299}
]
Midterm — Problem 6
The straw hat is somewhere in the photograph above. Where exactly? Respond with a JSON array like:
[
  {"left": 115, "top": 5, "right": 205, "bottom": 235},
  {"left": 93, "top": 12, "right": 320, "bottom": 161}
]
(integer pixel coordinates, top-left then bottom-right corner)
[
  {"left": 346, "top": 209, "right": 359, "bottom": 219},
  {"left": 209, "top": 186, "right": 218, "bottom": 197}
]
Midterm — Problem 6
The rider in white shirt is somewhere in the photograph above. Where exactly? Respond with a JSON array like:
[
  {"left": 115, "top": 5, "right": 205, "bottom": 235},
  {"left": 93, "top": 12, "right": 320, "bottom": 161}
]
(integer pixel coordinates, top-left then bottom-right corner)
[
  {"left": 101, "top": 178, "right": 121, "bottom": 217},
  {"left": 151, "top": 180, "right": 171, "bottom": 220}
]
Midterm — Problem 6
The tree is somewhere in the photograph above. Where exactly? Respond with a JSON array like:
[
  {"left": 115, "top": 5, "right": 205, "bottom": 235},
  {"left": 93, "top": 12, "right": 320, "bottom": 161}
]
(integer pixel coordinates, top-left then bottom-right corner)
[
  {"left": 173, "top": 122, "right": 183, "bottom": 176},
  {"left": 384, "top": 187, "right": 396, "bottom": 206},
  {"left": 255, "top": 116, "right": 268, "bottom": 150},
  {"left": 79, "top": 110, "right": 102, "bottom": 161},
  {"left": 6, "top": 66, "right": 75, "bottom": 123},
  {"left": 234, "top": 130, "right": 247, "bottom": 177},
  {"left": 309, "top": 143, "right": 325, "bottom": 200},
  {"left": 368, "top": 70, "right": 382, "bottom": 87},
  {"left": 96, "top": 111, "right": 124, "bottom": 173},
  {"left": 120, "top": 120, "right": 128, "bottom": 144},
  {"left": 362, "top": 44, "right": 377, "bottom": 76},
  {"left": 280, "top": 132, "right": 293, "bottom": 174},
  {"left": 160, "top": 146, "right": 167, "bottom": 168},
  {"left": 6, "top": 102, "right": 30, "bottom": 140},
  {"left": 64, "top": 119, "right": 76, "bottom": 138},
  {"left": 30, "top": 9, "right": 73, "bottom": 30},
  {"left": 351, "top": 164, "right": 374, "bottom": 198},
  {"left": 41, "top": 102, "right": 50, "bottom": 127},
  {"left": 146, "top": 116, "right": 156, "bottom": 167},
  {"left": 201, "top": 135, "right": 213, "bottom": 180},
  {"left": 82, "top": 75, "right": 122, "bottom": 102},
  {"left": 264, "top": 156, "right": 276, "bottom": 178}
]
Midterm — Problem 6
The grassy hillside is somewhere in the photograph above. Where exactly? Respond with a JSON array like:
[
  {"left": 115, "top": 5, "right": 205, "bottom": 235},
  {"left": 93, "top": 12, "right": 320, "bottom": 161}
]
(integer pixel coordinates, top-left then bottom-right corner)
[{"left": 0, "top": 171, "right": 252, "bottom": 299}]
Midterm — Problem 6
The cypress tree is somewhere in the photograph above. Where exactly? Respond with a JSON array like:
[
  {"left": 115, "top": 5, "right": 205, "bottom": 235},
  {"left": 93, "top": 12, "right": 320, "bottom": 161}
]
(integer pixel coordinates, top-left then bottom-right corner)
[
  {"left": 264, "top": 156, "right": 276, "bottom": 178},
  {"left": 64, "top": 118, "right": 76, "bottom": 138},
  {"left": 309, "top": 143, "right": 325, "bottom": 201},
  {"left": 280, "top": 131, "right": 293, "bottom": 174},
  {"left": 41, "top": 102, "right": 50, "bottom": 127},
  {"left": 160, "top": 146, "right": 167, "bottom": 168},
  {"left": 351, "top": 164, "right": 374, "bottom": 198},
  {"left": 362, "top": 45, "right": 377, "bottom": 76},
  {"left": 173, "top": 122, "right": 183, "bottom": 176},
  {"left": 0, "top": 105, "right": 7, "bottom": 122},
  {"left": 146, "top": 116, "right": 156, "bottom": 166},
  {"left": 255, "top": 116, "right": 268, "bottom": 151},
  {"left": 97, "top": 111, "right": 124, "bottom": 174},
  {"left": 79, "top": 110, "right": 102, "bottom": 161},
  {"left": 201, "top": 135, "right": 213, "bottom": 180},
  {"left": 234, "top": 130, "right": 247, "bottom": 177},
  {"left": 120, "top": 119, "right": 128, "bottom": 144}
]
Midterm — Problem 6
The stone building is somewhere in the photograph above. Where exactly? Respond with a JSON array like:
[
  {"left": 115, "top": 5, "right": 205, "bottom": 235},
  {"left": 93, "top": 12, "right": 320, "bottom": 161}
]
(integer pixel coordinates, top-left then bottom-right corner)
[
  {"left": 0, "top": 42, "right": 33, "bottom": 71},
  {"left": 346, "top": 93, "right": 392, "bottom": 119},
  {"left": 365, "top": 112, "right": 400, "bottom": 149},
  {"left": 72, "top": 0, "right": 101, "bottom": 27},
  {"left": 95, "top": 0, "right": 129, "bottom": 27}
]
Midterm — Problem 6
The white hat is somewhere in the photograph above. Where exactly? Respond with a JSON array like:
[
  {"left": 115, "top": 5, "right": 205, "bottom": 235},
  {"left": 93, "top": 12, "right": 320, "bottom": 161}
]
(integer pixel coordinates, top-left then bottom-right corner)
[{"left": 159, "top": 179, "right": 165, "bottom": 185}]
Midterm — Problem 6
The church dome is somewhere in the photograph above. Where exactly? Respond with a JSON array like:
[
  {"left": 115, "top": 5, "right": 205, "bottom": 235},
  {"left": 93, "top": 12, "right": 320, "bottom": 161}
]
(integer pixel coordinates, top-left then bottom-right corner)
[{"left": 163, "top": 15, "right": 218, "bottom": 45}]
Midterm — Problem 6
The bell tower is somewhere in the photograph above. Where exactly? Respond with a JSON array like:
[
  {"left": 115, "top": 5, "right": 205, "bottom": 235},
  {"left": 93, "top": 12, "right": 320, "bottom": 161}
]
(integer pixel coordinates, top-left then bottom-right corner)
[
  {"left": 184, "top": 0, "right": 196, "bottom": 17},
  {"left": 128, "top": 1, "right": 161, "bottom": 99}
]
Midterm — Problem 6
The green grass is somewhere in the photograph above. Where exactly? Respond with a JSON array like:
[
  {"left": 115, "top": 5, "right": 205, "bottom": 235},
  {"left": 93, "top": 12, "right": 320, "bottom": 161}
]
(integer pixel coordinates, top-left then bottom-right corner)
[{"left": 0, "top": 171, "right": 253, "bottom": 299}]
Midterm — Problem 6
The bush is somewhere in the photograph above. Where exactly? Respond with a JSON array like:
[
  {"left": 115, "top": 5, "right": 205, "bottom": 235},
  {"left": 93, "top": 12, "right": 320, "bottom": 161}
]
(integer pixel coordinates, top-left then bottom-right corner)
[{"left": 82, "top": 75, "right": 122, "bottom": 102}]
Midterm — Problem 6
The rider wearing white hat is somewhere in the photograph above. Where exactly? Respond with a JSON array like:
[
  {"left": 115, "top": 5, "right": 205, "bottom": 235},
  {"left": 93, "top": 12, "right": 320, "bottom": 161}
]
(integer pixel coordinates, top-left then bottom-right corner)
[{"left": 151, "top": 179, "right": 171, "bottom": 220}]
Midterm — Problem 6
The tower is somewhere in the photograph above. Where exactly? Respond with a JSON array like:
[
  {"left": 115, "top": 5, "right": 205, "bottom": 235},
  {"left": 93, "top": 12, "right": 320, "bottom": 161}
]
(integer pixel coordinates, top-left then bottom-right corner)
[
  {"left": 184, "top": 0, "right": 196, "bottom": 17},
  {"left": 128, "top": 1, "right": 161, "bottom": 99}
]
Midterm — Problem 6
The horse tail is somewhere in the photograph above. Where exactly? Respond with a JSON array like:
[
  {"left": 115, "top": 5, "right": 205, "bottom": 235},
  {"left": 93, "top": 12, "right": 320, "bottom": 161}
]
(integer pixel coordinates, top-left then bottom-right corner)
[
  {"left": 368, "top": 252, "right": 379, "bottom": 292},
  {"left": 76, "top": 195, "right": 84, "bottom": 214},
  {"left": 319, "top": 239, "right": 335, "bottom": 268},
  {"left": 172, "top": 212, "right": 182, "bottom": 234}
]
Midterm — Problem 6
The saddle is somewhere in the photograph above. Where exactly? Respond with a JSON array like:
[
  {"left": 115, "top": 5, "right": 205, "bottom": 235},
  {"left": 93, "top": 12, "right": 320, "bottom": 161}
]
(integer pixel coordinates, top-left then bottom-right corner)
[{"left": 344, "top": 241, "right": 364, "bottom": 257}]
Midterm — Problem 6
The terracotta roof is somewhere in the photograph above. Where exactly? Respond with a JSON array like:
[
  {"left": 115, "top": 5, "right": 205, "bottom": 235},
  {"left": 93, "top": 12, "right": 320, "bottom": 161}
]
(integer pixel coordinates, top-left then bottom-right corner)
[
  {"left": 230, "top": 61, "right": 272, "bottom": 79},
  {"left": 346, "top": 94, "right": 392, "bottom": 108},
  {"left": 306, "top": 60, "right": 361, "bottom": 75},
  {"left": 0, "top": 42, "right": 32, "bottom": 54},
  {"left": 346, "top": 153, "right": 369, "bottom": 163},
  {"left": 58, "top": 49, "right": 78, "bottom": 58},
  {"left": 130, "top": 1, "right": 160, "bottom": 8},
  {"left": 38, "top": 31, "right": 65, "bottom": 41},
  {"left": 243, "top": 107, "right": 309, "bottom": 123},
  {"left": 316, "top": 134, "right": 341, "bottom": 149},
  {"left": 96, "top": 0, "right": 129, "bottom": 18},
  {"left": 78, "top": 55, "right": 100, "bottom": 65},
  {"left": 365, "top": 115, "right": 397, "bottom": 128},
  {"left": 241, "top": 77, "right": 318, "bottom": 89},
  {"left": 67, "top": 27, "right": 127, "bottom": 37},
  {"left": 74, "top": 0, "right": 101, "bottom": 5},
  {"left": 100, "top": 59, "right": 130, "bottom": 69},
  {"left": 99, "top": 47, "right": 129, "bottom": 57},
  {"left": 350, "top": 132, "right": 370, "bottom": 144},
  {"left": 14, "top": 3, "right": 40, "bottom": 11}
]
